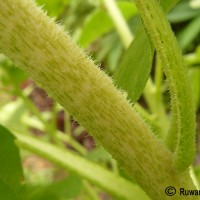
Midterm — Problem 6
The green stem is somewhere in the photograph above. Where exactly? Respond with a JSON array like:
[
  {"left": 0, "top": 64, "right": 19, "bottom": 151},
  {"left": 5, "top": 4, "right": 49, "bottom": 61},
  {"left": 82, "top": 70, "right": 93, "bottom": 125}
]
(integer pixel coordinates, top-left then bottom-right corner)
[
  {"left": 111, "top": 158, "right": 119, "bottom": 175},
  {"left": 184, "top": 52, "right": 200, "bottom": 66},
  {"left": 190, "top": 167, "right": 200, "bottom": 189},
  {"left": 102, "top": 0, "right": 133, "bottom": 48},
  {"left": 83, "top": 180, "right": 100, "bottom": 200},
  {"left": 64, "top": 111, "right": 71, "bottom": 137},
  {"left": 57, "top": 131, "right": 87, "bottom": 155},
  {"left": 51, "top": 102, "right": 58, "bottom": 135},
  {"left": 155, "top": 56, "right": 163, "bottom": 103},
  {"left": 133, "top": 104, "right": 162, "bottom": 135},
  {"left": 143, "top": 79, "right": 168, "bottom": 136},
  {"left": 134, "top": 0, "right": 196, "bottom": 172},
  {"left": 15, "top": 133, "right": 149, "bottom": 200},
  {"left": 14, "top": 86, "right": 47, "bottom": 126},
  {"left": 154, "top": 56, "right": 169, "bottom": 136},
  {"left": 74, "top": 125, "right": 85, "bottom": 136},
  {"left": 143, "top": 79, "right": 157, "bottom": 113}
]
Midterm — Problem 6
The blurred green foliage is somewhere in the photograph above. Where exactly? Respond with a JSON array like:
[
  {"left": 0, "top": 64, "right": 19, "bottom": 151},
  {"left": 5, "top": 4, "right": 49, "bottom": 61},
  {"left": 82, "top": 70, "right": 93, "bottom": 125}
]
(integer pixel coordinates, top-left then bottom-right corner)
[
  {"left": 36, "top": 0, "right": 69, "bottom": 18},
  {"left": 0, "top": 125, "right": 24, "bottom": 200}
]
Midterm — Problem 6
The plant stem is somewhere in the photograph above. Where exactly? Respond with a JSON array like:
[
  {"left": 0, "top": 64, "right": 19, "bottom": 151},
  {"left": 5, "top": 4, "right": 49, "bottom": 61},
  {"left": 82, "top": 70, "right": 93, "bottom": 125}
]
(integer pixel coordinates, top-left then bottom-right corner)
[
  {"left": 102, "top": 0, "right": 133, "bottom": 48},
  {"left": 133, "top": 102, "right": 163, "bottom": 135},
  {"left": 154, "top": 56, "right": 169, "bottom": 136},
  {"left": 83, "top": 180, "right": 100, "bottom": 200},
  {"left": 111, "top": 158, "right": 119, "bottom": 174},
  {"left": 143, "top": 78, "right": 168, "bottom": 137},
  {"left": 51, "top": 102, "right": 58, "bottom": 135},
  {"left": 15, "top": 133, "right": 149, "bottom": 200},
  {"left": 56, "top": 131, "right": 87, "bottom": 155},
  {"left": 134, "top": 0, "right": 196, "bottom": 172},
  {"left": 74, "top": 125, "right": 85, "bottom": 136},
  {"left": 155, "top": 56, "right": 163, "bottom": 103},
  {"left": 64, "top": 111, "right": 71, "bottom": 137},
  {"left": 0, "top": 0, "right": 197, "bottom": 199}
]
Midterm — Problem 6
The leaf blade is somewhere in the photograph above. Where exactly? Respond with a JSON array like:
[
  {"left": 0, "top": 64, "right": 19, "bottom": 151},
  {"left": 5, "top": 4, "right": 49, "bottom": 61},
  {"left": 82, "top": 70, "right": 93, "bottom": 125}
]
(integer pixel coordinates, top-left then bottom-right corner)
[
  {"left": 0, "top": 124, "right": 24, "bottom": 193},
  {"left": 114, "top": 26, "right": 153, "bottom": 103}
]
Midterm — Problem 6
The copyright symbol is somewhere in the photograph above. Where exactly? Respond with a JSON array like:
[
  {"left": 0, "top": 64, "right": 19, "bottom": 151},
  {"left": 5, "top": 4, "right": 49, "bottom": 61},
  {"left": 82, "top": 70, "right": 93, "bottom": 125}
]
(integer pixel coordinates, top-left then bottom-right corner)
[{"left": 165, "top": 186, "right": 176, "bottom": 196}]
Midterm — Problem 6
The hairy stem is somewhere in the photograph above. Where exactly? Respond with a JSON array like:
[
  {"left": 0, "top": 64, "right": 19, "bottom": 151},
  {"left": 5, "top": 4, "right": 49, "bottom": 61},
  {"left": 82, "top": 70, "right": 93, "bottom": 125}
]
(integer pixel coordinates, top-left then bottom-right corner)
[
  {"left": 0, "top": 0, "right": 197, "bottom": 199},
  {"left": 134, "top": 0, "right": 196, "bottom": 172}
]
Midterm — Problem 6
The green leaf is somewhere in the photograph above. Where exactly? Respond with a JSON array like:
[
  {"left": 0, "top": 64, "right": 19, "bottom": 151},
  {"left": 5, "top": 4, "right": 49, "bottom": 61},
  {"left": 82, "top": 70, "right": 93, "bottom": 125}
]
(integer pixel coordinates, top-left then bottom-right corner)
[
  {"left": 0, "top": 124, "right": 24, "bottom": 197},
  {"left": 47, "top": 175, "right": 82, "bottom": 199},
  {"left": 79, "top": 2, "right": 137, "bottom": 47},
  {"left": 0, "top": 126, "right": 27, "bottom": 199},
  {"left": 112, "top": 0, "right": 178, "bottom": 103},
  {"left": 177, "top": 15, "right": 200, "bottom": 50},
  {"left": 114, "top": 26, "right": 153, "bottom": 103},
  {"left": 160, "top": 0, "right": 181, "bottom": 13},
  {"left": 0, "top": 54, "right": 27, "bottom": 87},
  {"left": 167, "top": 1, "right": 200, "bottom": 23},
  {"left": 0, "top": 179, "right": 19, "bottom": 200},
  {"left": 86, "top": 146, "right": 111, "bottom": 163},
  {"left": 29, "top": 174, "right": 82, "bottom": 200},
  {"left": 35, "top": 0, "right": 69, "bottom": 18}
]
